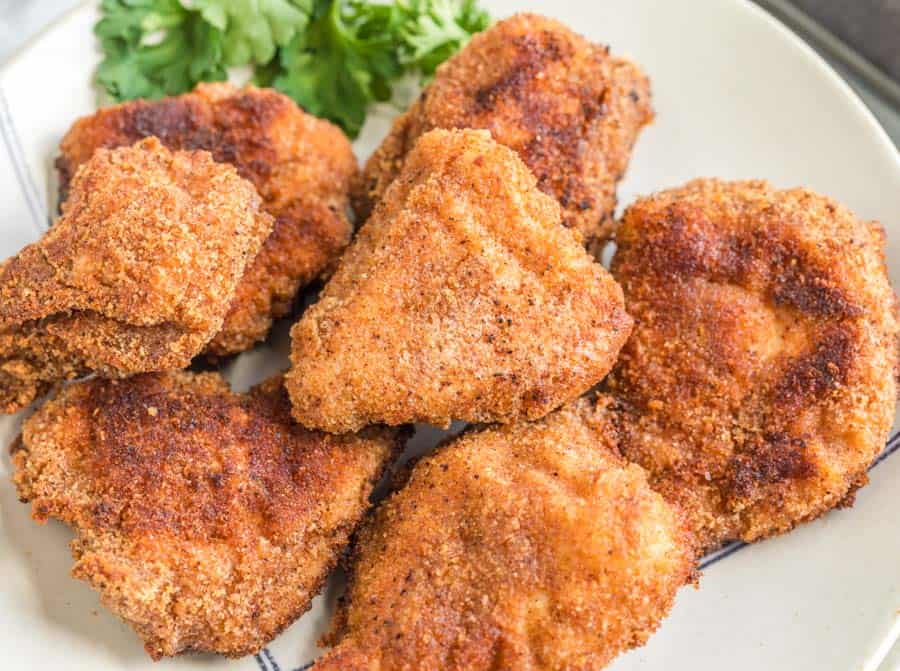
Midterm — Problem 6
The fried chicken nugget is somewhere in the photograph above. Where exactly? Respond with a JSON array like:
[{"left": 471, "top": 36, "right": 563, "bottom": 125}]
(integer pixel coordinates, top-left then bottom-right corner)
[
  {"left": 314, "top": 396, "right": 695, "bottom": 671},
  {"left": 353, "top": 13, "right": 653, "bottom": 247},
  {"left": 606, "top": 179, "right": 900, "bottom": 552},
  {"left": 11, "top": 371, "right": 404, "bottom": 660},
  {"left": 287, "top": 129, "right": 632, "bottom": 433},
  {"left": 57, "top": 83, "right": 358, "bottom": 356},
  {"left": 0, "top": 137, "right": 272, "bottom": 413}
]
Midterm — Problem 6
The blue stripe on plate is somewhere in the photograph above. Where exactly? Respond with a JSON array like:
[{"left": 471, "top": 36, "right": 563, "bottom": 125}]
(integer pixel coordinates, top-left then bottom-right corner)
[
  {"left": 699, "top": 541, "right": 747, "bottom": 569},
  {"left": 0, "top": 86, "right": 46, "bottom": 233},
  {"left": 263, "top": 648, "right": 282, "bottom": 671},
  {"left": 698, "top": 429, "right": 900, "bottom": 570},
  {"left": 254, "top": 652, "right": 270, "bottom": 671},
  {"left": 871, "top": 430, "right": 900, "bottom": 468}
]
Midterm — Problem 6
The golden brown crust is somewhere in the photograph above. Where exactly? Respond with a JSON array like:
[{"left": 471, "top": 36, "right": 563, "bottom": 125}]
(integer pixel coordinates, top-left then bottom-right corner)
[
  {"left": 11, "top": 371, "right": 403, "bottom": 659},
  {"left": 352, "top": 13, "right": 653, "bottom": 246},
  {"left": 57, "top": 83, "right": 358, "bottom": 356},
  {"left": 0, "top": 137, "right": 272, "bottom": 413},
  {"left": 606, "top": 179, "right": 900, "bottom": 552},
  {"left": 314, "top": 397, "right": 695, "bottom": 671},
  {"left": 287, "top": 128, "right": 633, "bottom": 433}
]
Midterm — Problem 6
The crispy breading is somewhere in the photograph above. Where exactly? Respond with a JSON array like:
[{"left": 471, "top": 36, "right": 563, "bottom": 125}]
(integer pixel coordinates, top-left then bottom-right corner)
[
  {"left": 314, "top": 396, "right": 695, "bottom": 671},
  {"left": 606, "top": 179, "right": 900, "bottom": 552},
  {"left": 286, "top": 129, "right": 632, "bottom": 433},
  {"left": 0, "top": 138, "right": 271, "bottom": 413},
  {"left": 352, "top": 13, "right": 653, "bottom": 247},
  {"left": 57, "top": 83, "right": 358, "bottom": 356},
  {"left": 11, "top": 371, "right": 404, "bottom": 660}
]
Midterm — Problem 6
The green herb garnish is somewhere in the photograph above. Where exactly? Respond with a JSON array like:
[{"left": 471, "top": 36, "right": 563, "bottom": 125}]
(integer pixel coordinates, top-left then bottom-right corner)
[{"left": 94, "top": 0, "right": 491, "bottom": 137}]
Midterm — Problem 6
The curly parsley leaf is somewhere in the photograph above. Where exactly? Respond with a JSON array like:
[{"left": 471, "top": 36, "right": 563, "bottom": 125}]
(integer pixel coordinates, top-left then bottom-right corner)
[
  {"left": 397, "top": 0, "right": 490, "bottom": 77},
  {"left": 95, "top": 0, "right": 183, "bottom": 41},
  {"left": 272, "top": 0, "right": 405, "bottom": 137},
  {"left": 191, "top": 0, "right": 312, "bottom": 66},
  {"left": 95, "top": 0, "right": 227, "bottom": 101}
]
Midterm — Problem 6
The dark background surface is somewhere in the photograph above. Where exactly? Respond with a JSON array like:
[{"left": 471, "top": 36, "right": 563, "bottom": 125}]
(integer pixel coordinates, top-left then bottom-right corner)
[{"left": 788, "top": 0, "right": 900, "bottom": 83}]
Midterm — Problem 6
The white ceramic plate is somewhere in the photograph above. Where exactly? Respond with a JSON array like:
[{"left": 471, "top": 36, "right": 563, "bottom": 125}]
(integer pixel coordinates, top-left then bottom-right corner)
[{"left": 1, "top": 1, "right": 899, "bottom": 670}]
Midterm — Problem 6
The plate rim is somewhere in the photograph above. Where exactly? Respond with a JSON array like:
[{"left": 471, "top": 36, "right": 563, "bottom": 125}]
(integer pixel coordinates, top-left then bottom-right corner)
[
  {"left": 736, "top": 0, "right": 900, "bottom": 173},
  {"left": 1, "top": 1, "right": 95, "bottom": 77}
]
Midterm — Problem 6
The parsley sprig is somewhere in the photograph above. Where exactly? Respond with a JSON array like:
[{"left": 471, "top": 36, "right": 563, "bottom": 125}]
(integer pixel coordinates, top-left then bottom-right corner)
[{"left": 95, "top": 0, "right": 490, "bottom": 137}]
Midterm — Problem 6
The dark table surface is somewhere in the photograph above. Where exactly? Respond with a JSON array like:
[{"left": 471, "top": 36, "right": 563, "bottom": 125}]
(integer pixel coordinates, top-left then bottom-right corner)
[{"left": 789, "top": 0, "right": 900, "bottom": 84}]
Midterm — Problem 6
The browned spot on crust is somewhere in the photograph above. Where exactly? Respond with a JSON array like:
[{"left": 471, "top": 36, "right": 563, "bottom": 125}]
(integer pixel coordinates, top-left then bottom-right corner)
[
  {"left": 623, "top": 205, "right": 861, "bottom": 322},
  {"left": 774, "top": 328, "right": 854, "bottom": 405},
  {"left": 82, "top": 376, "right": 372, "bottom": 540},
  {"left": 472, "top": 32, "right": 567, "bottom": 111},
  {"left": 770, "top": 260, "right": 861, "bottom": 319},
  {"left": 57, "top": 83, "right": 358, "bottom": 356},
  {"left": 728, "top": 433, "right": 815, "bottom": 500}
]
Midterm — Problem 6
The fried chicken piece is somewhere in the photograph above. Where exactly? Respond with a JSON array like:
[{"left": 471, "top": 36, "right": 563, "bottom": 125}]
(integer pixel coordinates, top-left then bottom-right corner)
[
  {"left": 287, "top": 129, "right": 632, "bottom": 433},
  {"left": 606, "top": 179, "right": 900, "bottom": 552},
  {"left": 0, "top": 137, "right": 271, "bottom": 413},
  {"left": 11, "top": 371, "right": 404, "bottom": 660},
  {"left": 57, "top": 82, "right": 358, "bottom": 356},
  {"left": 353, "top": 13, "right": 652, "bottom": 248},
  {"left": 314, "top": 396, "right": 695, "bottom": 671}
]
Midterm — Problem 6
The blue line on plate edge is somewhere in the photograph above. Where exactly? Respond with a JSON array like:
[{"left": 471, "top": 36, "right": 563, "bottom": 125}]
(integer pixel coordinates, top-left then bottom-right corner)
[
  {"left": 871, "top": 430, "right": 900, "bottom": 468},
  {"left": 699, "top": 541, "right": 746, "bottom": 569},
  {"left": 0, "top": 90, "right": 42, "bottom": 231},
  {"left": 699, "top": 430, "right": 900, "bottom": 569},
  {"left": 263, "top": 648, "right": 283, "bottom": 671},
  {"left": 0, "top": 86, "right": 46, "bottom": 233},
  {"left": 0, "top": 87, "right": 46, "bottom": 228},
  {"left": 256, "top": 653, "right": 311, "bottom": 671}
]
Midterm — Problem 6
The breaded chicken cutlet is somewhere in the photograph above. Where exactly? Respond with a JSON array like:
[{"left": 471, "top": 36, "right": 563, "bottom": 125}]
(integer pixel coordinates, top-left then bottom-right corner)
[
  {"left": 287, "top": 129, "right": 632, "bottom": 433},
  {"left": 314, "top": 396, "right": 695, "bottom": 671},
  {"left": 353, "top": 13, "right": 653, "bottom": 248},
  {"left": 57, "top": 82, "right": 358, "bottom": 356},
  {"left": 0, "top": 138, "right": 271, "bottom": 414},
  {"left": 606, "top": 179, "right": 900, "bottom": 552},
  {"left": 11, "top": 371, "right": 404, "bottom": 660}
]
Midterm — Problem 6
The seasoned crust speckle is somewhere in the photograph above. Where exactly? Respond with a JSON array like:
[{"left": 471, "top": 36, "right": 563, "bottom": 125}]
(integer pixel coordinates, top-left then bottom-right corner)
[
  {"left": 353, "top": 13, "right": 653, "bottom": 247},
  {"left": 0, "top": 137, "right": 272, "bottom": 413},
  {"left": 11, "top": 371, "right": 404, "bottom": 660},
  {"left": 606, "top": 179, "right": 900, "bottom": 552},
  {"left": 287, "top": 128, "right": 633, "bottom": 433},
  {"left": 57, "top": 83, "right": 358, "bottom": 356},
  {"left": 314, "top": 397, "right": 695, "bottom": 671}
]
